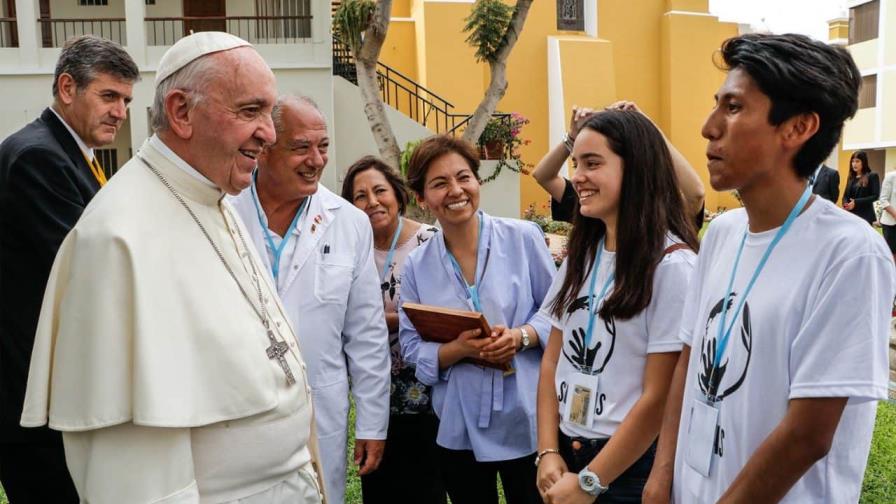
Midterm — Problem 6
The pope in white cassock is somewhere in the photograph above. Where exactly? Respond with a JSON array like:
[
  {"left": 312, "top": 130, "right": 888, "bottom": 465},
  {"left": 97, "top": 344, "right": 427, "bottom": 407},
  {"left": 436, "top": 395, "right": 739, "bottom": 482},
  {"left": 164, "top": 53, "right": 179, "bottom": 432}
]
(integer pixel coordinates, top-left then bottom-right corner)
[
  {"left": 229, "top": 96, "right": 390, "bottom": 504},
  {"left": 20, "top": 33, "right": 325, "bottom": 503}
]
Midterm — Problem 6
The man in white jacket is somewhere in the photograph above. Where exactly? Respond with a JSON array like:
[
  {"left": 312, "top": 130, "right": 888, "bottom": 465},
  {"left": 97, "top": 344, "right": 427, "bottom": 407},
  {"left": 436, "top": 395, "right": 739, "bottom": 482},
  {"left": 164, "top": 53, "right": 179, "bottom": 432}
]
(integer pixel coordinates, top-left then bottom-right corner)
[{"left": 231, "top": 95, "right": 390, "bottom": 504}]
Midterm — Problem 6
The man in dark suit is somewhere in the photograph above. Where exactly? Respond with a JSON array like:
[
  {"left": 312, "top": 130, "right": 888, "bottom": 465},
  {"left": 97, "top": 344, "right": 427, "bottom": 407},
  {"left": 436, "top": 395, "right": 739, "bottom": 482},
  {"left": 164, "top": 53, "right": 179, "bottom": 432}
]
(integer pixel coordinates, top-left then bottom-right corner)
[
  {"left": 0, "top": 35, "right": 138, "bottom": 503},
  {"left": 811, "top": 163, "right": 840, "bottom": 203}
]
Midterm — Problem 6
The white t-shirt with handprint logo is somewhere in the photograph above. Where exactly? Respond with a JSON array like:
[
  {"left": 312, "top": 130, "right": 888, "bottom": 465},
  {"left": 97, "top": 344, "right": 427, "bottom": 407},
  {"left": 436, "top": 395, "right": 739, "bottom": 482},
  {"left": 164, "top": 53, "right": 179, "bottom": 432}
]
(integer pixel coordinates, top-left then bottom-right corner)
[
  {"left": 673, "top": 198, "right": 895, "bottom": 503},
  {"left": 541, "top": 236, "right": 695, "bottom": 439}
]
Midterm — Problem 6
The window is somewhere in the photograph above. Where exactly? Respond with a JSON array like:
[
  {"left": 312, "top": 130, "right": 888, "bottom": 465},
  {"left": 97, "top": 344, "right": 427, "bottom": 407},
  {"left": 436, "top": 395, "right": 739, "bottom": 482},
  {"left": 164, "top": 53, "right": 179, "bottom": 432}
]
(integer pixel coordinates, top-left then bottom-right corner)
[
  {"left": 95, "top": 148, "right": 119, "bottom": 177},
  {"left": 849, "top": 0, "right": 879, "bottom": 45},
  {"left": 79, "top": 0, "right": 109, "bottom": 5},
  {"left": 859, "top": 74, "right": 877, "bottom": 109}
]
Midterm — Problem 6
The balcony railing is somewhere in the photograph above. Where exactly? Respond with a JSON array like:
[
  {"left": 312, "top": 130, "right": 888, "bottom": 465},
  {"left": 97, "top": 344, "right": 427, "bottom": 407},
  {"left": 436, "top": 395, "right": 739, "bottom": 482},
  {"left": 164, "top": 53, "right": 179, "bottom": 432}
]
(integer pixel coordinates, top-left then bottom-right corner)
[
  {"left": 0, "top": 18, "right": 17, "bottom": 47},
  {"left": 333, "top": 36, "right": 509, "bottom": 136},
  {"left": 38, "top": 18, "right": 125, "bottom": 48},
  {"left": 145, "top": 16, "right": 312, "bottom": 46}
]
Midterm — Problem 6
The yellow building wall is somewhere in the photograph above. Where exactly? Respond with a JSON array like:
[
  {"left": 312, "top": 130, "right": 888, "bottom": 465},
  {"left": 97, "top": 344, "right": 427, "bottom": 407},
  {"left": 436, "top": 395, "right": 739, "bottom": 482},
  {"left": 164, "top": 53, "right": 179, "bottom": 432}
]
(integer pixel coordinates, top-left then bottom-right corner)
[
  {"left": 829, "top": 18, "right": 849, "bottom": 42},
  {"left": 412, "top": 1, "right": 485, "bottom": 135},
  {"left": 836, "top": 145, "right": 850, "bottom": 201},
  {"left": 660, "top": 11, "right": 739, "bottom": 212},
  {"left": 385, "top": 0, "right": 745, "bottom": 216},
  {"left": 547, "top": 37, "right": 618, "bottom": 205},
  {"left": 380, "top": 20, "right": 418, "bottom": 81},
  {"left": 377, "top": 20, "right": 419, "bottom": 121},
  {"left": 557, "top": 39, "right": 618, "bottom": 119},
  {"left": 392, "top": 0, "right": 412, "bottom": 18},
  {"left": 499, "top": 0, "right": 563, "bottom": 213},
  {"left": 597, "top": 0, "right": 665, "bottom": 119},
  {"left": 667, "top": 0, "right": 709, "bottom": 11}
]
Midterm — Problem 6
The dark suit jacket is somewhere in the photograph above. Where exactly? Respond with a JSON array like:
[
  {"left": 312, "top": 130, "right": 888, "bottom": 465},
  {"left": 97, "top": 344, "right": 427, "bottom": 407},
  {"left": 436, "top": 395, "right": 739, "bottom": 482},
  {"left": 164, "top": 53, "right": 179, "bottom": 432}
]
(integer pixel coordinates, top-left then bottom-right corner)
[
  {"left": 811, "top": 165, "right": 840, "bottom": 203},
  {"left": 843, "top": 171, "right": 881, "bottom": 225},
  {"left": 0, "top": 108, "right": 101, "bottom": 443}
]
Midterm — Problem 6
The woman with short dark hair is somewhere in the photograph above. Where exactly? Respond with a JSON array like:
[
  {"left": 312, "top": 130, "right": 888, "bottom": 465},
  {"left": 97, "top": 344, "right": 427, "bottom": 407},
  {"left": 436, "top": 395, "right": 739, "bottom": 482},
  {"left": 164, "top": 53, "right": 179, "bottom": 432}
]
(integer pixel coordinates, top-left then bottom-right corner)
[
  {"left": 340, "top": 156, "right": 445, "bottom": 504},
  {"left": 399, "top": 135, "right": 556, "bottom": 504}
]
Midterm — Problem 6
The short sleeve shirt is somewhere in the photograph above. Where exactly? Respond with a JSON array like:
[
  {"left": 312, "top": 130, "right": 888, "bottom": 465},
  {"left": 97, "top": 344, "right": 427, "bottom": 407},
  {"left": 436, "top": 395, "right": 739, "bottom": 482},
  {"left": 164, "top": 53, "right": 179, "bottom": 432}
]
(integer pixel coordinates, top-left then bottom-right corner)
[
  {"left": 541, "top": 236, "right": 695, "bottom": 439},
  {"left": 673, "top": 198, "right": 895, "bottom": 503}
]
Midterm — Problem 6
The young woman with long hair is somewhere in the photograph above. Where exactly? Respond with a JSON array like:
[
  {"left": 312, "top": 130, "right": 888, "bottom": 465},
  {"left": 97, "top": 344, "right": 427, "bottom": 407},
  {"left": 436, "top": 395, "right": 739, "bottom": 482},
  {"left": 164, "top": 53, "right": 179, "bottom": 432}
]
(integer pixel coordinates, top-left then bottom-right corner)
[
  {"left": 536, "top": 110, "right": 698, "bottom": 503},
  {"left": 842, "top": 150, "right": 880, "bottom": 225}
]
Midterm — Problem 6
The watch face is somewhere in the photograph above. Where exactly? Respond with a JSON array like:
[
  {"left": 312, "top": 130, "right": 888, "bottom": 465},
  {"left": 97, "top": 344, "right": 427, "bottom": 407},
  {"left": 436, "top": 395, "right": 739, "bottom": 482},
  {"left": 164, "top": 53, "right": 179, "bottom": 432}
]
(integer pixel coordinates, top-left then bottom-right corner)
[{"left": 582, "top": 475, "right": 595, "bottom": 487}]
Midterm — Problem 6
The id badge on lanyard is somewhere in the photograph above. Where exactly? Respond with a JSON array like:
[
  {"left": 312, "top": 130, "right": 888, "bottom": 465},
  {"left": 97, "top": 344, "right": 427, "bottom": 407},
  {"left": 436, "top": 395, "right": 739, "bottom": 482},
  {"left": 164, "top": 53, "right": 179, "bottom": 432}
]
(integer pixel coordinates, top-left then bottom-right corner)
[
  {"left": 685, "top": 184, "right": 812, "bottom": 482},
  {"left": 563, "top": 238, "right": 614, "bottom": 430},
  {"left": 563, "top": 371, "right": 599, "bottom": 429},
  {"left": 685, "top": 398, "right": 719, "bottom": 477}
]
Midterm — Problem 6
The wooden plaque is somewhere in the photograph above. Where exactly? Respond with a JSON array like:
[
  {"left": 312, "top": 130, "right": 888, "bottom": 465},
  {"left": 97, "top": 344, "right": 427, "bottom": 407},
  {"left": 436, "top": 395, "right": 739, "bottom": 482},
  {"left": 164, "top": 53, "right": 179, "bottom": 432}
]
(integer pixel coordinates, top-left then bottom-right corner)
[{"left": 402, "top": 302, "right": 512, "bottom": 372}]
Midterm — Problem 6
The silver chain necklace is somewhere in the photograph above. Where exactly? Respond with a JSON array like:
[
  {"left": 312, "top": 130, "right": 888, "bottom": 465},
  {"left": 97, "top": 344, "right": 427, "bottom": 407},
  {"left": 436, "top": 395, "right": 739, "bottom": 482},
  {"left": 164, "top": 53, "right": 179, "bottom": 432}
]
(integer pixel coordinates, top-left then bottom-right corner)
[{"left": 138, "top": 155, "right": 296, "bottom": 386}]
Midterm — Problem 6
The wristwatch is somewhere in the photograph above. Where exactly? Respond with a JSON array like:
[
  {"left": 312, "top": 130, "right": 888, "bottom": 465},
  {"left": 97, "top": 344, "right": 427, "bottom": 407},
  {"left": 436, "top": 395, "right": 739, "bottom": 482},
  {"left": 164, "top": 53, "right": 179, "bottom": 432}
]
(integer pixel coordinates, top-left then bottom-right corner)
[
  {"left": 562, "top": 133, "right": 575, "bottom": 153},
  {"left": 578, "top": 467, "right": 609, "bottom": 497},
  {"left": 518, "top": 327, "right": 531, "bottom": 351}
]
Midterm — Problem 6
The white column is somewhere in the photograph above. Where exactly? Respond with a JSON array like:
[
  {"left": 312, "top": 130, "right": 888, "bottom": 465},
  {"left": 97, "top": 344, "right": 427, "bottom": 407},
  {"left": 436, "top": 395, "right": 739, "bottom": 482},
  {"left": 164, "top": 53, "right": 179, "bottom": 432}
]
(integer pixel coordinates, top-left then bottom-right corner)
[
  {"left": 585, "top": 0, "right": 597, "bottom": 38},
  {"left": 123, "top": 0, "right": 146, "bottom": 65},
  {"left": 311, "top": 0, "right": 329, "bottom": 44},
  {"left": 15, "top": 0, "right": 39, "bottom": 68}
]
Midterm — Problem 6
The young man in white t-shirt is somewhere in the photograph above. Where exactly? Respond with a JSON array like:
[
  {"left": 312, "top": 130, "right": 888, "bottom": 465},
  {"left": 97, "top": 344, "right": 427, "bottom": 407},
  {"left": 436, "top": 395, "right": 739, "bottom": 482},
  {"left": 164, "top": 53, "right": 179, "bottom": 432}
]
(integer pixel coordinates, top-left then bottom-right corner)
[{"left": 643, "top": 33, "right": 896, "bottom": 503}]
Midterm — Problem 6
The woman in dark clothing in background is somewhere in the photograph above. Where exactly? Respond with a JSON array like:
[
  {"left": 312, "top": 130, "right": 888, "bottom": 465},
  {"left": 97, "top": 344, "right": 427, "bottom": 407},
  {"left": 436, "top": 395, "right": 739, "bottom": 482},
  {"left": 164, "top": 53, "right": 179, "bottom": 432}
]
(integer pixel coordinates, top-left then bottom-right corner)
[{"left": 842, "top": 150, "right": 880, "bottom": 225}]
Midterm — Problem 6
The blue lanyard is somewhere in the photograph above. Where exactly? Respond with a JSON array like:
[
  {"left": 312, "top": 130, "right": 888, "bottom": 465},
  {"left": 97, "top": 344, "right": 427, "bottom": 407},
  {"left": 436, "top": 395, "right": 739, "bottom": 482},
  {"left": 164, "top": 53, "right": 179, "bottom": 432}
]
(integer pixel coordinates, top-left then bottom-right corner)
[
  {"left": 810, "top": 164, "right": 822, "bottom": 186},
  {"left": 710, "top": 184, "right": 812, "bottom": 390},
  {"left": 584, "top": 237, "right": 615, "bottom": 349},
  {"left": 446, "top": 215, "right": 484, "bottom": 312},
  {"left": 381, "top": 218, "right": 404, "bottom": 281},
  {"left": 251, "top": 182, "right": 309, "bottom": 281}
]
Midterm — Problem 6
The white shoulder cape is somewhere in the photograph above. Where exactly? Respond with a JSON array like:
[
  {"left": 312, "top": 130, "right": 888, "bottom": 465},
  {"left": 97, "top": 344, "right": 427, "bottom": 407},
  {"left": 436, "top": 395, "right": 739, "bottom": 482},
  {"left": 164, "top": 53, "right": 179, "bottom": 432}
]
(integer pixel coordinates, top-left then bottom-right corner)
[{"left": 21, "top": 141, "right": 296, "bottom": 431}]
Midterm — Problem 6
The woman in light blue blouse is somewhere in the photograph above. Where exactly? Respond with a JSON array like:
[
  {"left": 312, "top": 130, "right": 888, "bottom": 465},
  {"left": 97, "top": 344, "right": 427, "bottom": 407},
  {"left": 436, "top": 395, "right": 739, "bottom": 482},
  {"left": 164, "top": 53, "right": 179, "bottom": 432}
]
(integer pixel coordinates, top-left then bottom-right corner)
[{"left": 398, "top": 135, "right": 556, "bottom": 504}]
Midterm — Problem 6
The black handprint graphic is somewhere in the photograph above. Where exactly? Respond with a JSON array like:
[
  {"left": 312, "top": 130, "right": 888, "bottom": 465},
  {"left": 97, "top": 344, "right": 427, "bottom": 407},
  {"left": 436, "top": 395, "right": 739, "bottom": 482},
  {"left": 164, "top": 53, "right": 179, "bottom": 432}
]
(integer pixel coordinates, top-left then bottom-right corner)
[
  {"left": 697, "top": 295, "right": 753, "bottom": 402},
  {"left": 562, "top": 326, "right": 600, "bottom": 373},
  {"left": 562, "top": 296, "right": 617, "bottom": 375}
]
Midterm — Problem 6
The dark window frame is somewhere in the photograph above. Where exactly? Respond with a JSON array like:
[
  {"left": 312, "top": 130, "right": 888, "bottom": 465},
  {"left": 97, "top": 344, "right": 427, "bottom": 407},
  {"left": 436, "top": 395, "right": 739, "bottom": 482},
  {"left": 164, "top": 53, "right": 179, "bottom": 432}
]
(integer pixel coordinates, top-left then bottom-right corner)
[
  {"left": 858, "top": 74, "right": 877, "bottom": 109},
  {"left": 849, "top": 0, "right": 879, "bottom": 45}
]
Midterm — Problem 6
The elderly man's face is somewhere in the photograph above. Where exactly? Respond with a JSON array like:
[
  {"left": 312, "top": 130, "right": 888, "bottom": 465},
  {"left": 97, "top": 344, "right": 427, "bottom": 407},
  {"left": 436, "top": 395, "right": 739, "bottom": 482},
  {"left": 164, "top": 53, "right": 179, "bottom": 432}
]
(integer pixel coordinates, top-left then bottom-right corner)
[
  {"left": 258, "top": 102, "right": 329, "bottom": 198},
  {"left": 190, "top": 48, "right": 276, "bottom": 195}
]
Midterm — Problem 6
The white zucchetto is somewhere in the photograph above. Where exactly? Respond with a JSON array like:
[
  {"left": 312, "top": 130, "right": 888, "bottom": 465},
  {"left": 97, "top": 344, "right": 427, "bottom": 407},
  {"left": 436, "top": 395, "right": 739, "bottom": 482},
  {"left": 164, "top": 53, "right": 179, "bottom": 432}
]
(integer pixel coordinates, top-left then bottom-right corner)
[{"left": 155, "top": 31, "right": 252, "bottom": 85}]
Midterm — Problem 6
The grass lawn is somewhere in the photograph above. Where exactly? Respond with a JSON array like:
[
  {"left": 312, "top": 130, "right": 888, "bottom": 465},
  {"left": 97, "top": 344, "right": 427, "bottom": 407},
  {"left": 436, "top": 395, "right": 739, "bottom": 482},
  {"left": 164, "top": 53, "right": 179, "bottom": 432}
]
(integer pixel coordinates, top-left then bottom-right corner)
[
  {"left": 0, "top": 402, "right": 892, "bottom": 504},
  {"left": 862, "top": 400, "right": 896, "bottom": 503}
]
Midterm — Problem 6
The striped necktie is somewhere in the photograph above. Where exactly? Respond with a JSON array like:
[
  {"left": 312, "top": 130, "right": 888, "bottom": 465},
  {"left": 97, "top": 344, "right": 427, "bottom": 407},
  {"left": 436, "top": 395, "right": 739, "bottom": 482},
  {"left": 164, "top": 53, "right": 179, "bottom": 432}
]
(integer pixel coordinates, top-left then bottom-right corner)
[{"left": 85, "top": 155, "right": 108, "bottom": 187}]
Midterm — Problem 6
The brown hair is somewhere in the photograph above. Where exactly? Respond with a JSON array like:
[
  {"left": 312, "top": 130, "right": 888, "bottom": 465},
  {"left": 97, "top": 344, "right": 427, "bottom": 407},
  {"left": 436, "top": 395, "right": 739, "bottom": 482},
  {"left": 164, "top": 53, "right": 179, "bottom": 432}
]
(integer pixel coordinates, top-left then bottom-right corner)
[
  {"left": 549, "top": 110, "right": 699, "bottom": 321},
  {"left": 340, "top": 156, "right": 411, "bottom": 215},
  {"left": 405, "top": 135, "right": 481, "bottom": 195}
]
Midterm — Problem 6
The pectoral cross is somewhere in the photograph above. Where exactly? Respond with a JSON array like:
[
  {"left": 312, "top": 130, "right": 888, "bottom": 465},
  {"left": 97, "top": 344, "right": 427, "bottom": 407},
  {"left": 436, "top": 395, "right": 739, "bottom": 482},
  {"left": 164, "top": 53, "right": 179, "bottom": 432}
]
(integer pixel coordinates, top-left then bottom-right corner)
[{"left": 266, "top": 332, "right": 296, "bottom": 386}]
